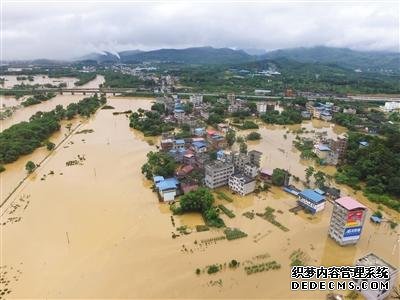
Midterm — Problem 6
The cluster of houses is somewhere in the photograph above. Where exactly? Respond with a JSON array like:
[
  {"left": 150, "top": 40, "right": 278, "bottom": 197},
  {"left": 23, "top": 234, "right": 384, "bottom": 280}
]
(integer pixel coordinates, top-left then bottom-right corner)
[{"left": 313, "top": 133, "right": 348, "bottom": 165}]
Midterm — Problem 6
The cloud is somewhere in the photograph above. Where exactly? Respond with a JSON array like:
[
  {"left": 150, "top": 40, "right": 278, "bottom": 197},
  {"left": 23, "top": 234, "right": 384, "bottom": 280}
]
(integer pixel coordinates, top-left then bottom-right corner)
[{"left": 2, "top": 1, "right": 399, "bottom": 60}]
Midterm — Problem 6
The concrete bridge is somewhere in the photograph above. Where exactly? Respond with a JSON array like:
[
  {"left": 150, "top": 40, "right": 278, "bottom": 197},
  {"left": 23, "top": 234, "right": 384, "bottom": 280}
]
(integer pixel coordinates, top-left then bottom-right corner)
[{"left": 0, "top": 87, "right": 137, "bottom": 96}]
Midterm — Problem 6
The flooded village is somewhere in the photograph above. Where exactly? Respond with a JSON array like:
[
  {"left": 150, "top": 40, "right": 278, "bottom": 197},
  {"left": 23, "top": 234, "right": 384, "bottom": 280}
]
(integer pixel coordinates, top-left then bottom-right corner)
[{"left": 0, "top": 73, "right": 399, "bottom": 299}]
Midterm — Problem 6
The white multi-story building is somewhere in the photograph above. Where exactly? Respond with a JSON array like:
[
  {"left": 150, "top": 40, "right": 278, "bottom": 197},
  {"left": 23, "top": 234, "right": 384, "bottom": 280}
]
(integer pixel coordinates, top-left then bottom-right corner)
[
  {"left": 381, "top": 101, "right": 400, "bottom": 112},
  {"left": 354, "top": 253, "right": 398, "bottom": 300},
  {"left": 328, "top": 196, "right": 367, "bottom": 246},
  {"left": 205, "top": 161, "right": 234, "bottom": 189},
  {"left": 256, "top": 102, "right": 267, "bottom": 114},
  {"left": 228, "top": 173, "right": 256, "bottom": 196},
  {"left": 244, "top": 163, "right": 258, "bottom": 178},
  {"left": 189, "top": 94, "right": 203, "bottom": 107}
]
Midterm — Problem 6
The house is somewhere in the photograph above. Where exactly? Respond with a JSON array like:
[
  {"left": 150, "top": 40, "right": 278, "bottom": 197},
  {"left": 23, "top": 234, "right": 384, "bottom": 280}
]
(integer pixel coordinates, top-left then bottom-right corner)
[
  {"left": 155, "top": 177, "right": 180, "bottom": 202},
  {"left": 183, "top": 152, "right": 196, "bottom": 166},
  {"left": 205, "top": 161, "right": 234, "bottom": 189},
  {"left": 248, "top": 150, "right": 262, "bottom": 167},
  {"left": 173, "top": 108, "right": 185, "bottom": 122},
  {"left": 189, "top": 94, "right": 203, "bottom": 106},
  {"left": 194, "top": 127, "right": 205, "bottom": 136},
  {"left": 353, "top": 253, "right": 398, "bottom": 300},
  {"left": 343, "top": 108, "right": 357, "bottom": 114},
  {"left": 176, "top": 165, "right": 194, "bottom": 178},
  {"left": 192, "top": 141, "right": 207, "bottom": 153},
  {"left": 260, "top": 168, "right": 273, "bottom": 182},
  {"left": 181, "top": 182, "right": 199, "bottom": 194},
  {"left": 256, "top": 102, "right": 267, "bottom": 114},
  {"left": 314, "top": 144, "right": 331, "bottom": 160},
  {"left": 301, "top": 111, "right": 311, "bottom": 119},
  {"left": 320, "top": 111, "right": 332, "bottom": 121},
  {"left": 321, "top": 186, "right": 341, "bottom": 200},
  {"left": 174, "top": 139, "right": 186, "bottom": 150},
  {"left": 228, "top": 173, "right": 256, "bottom": 196},
  {"left": 244, "top": 163, "right": 258, "bottom": 178},
  {"left": 233, "top": 152, "right": 251, "bottom": 172},
  {"left": 207, "top": 133, "right": 227, "bottom": 149},
  {"left": 298, "top": 189, "right": 326, "bottom": 213},
  {"left": 217, "top": 123, "right": 229, "bottom": 133},
  {"left": 160, "top": 139, "right": 174, "bottom": 151}
]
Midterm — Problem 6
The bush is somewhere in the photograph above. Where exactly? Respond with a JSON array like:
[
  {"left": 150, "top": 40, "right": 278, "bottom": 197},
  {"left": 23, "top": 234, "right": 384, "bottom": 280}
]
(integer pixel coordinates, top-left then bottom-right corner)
[
  {"left": 207, "top": 265, "right": 219, "bottom": 274},
  {"left": 246, "top": 131, "right": 261, "bottom": 141}
]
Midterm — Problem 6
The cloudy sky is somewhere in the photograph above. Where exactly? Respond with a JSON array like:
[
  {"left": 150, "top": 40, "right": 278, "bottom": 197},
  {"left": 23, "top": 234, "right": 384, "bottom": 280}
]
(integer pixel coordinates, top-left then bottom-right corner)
[{"left": 2, "top": 0, "right": 399, "bottom": 60}]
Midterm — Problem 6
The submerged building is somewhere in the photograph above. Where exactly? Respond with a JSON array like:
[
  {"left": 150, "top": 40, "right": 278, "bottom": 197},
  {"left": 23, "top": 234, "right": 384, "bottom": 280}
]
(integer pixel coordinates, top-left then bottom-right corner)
[
  {"left": 354, "top": 253, "right": 398, "bottom": 300},
  {"left": 298, "top": 189, "right": 326, "bottom": 213},
  {"left": 328, "top": 196, "right": 367, "bottom": 246},
  {"left": 228, "top": 173, "right": 256, "bottom": 196},
  {"left": 204, "top": 161, "right": 234, "bottom": 189}
]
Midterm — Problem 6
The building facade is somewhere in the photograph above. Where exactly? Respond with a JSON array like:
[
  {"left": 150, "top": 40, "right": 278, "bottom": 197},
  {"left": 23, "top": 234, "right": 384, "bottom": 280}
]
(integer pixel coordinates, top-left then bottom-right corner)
[
  {"left": 298, "top": 189, "right": 326, "bottom": 213},
  {"left": 328, "top": 196, "right": 367, "bottom": 246},
  {"left": 228, "top": 173, "right": 256, "bottom": 196},
  {"left": 204, "top": 161, "right": 234, "bottom": 188}
]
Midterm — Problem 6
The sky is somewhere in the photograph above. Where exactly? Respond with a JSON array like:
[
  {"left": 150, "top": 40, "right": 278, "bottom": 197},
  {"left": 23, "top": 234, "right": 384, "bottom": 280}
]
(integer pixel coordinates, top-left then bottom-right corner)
[{"left": 2, "top": 0, "right": 399, "bottom": 60}]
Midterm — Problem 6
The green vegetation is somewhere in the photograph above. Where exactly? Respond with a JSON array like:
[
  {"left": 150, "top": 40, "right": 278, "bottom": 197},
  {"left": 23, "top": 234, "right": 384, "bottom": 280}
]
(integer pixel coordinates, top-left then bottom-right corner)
[
  {"left": 224, "top": 228, "right": 248, "bottom": 240},
  {"left": 141, "top": 151, "right": 177, "bottom": 180},
  {"left": 0, "top": 164, "right": 5, "bottom": 173},
  {"left": 271, "top": 168, "right": 287, "bottom": 186},
  {"left": 257, "top": 207, "right": 289, "bottom": 232},
  {"left": 244, "top": 261, "right": 281, "bottom": 275},
  {"left": 239, "top": 141, "right": 247, "bottom": 154},
  {"left": 150, "top": 103, "right": 165, "bottom": 114},
  {"left": 129, "top": 109, "right": 175, "bottom": 136},
  {"left": 21, "top": 93, "right": 56, "bottom": 107},
  {"left": 246, "top": 131, "right": 261, "bottom": 141},
  {"left": 207, "top": 265, "right": 220, "bottom": 274},
  {"left": 215, "top": 191, "right": 233, "bottom": 202},
  {"left": 0, "top": 95, "right": 105, "bottom": 165},
  {"left": 228, "top": 259, "right": 239, "bottom": 268},
  {"left": 261, "top": 109, "right": 302, "bottom": 125},
  {"left": 218, "top": 205, "right": 235, "bottom": 218},
  {"left": 240, "top": 120, "right": 259, "bottom": 129},
  {"left": 102, "top": 71, "right": 154, "bottom": 88},
  {"left": 46, "top": 141, "right": 55, "bottom": 151},
  {"left": 305, "top": 166, "right": 315, "bottom": 184},
  {"left": 195, "top": 225, "right": 209, "bottom": 232},
  {"left": 74, "top": 73, "right": 97, "bottom": 86},
  {"left": 225, "top": 129, "right": 236, "bottom": 147},
  {"left": 335, "top": 131, "right": 400, "bottom": 211},
  {"left": 242, "top": 211, "right": 255, "bottom": 219},
  {"left": 173, "top": 188, "right": 225, "bottom": 228},
  {"left": 293, "top": 138, "right": 318, "bottom": 160},
  {"left": 25, "top": 161, "right": 36, "bottom": 173},
  {"left": 290, "top": 249, "right": 309, "bottom": 266}
]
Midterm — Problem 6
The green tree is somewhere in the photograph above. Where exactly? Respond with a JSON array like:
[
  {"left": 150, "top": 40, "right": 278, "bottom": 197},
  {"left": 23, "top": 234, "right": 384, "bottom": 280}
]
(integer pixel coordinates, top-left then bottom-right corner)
[
  {"left": 305, "top": 166, "right": 315, "bottom": 184},
  {"left": 46, "top": 141, "right": 55, "bottom": 151},
  {"left": 272, "top": 168, "right": 287, "bottom": 186},
  {"left": 141, "top": 151, "right": 177, "bottom": 179},
  {"left": 25, "top": 161, "right": 36, "bottom": 173},
  {"left": 226, "top": 129, "right": 236, "bottom": 147},
  {"left": 239, "top": 142, "right": 248, "bottom": 154},
  {"left": 246, "top": 131, "right": 261, "bottom": 141},
  {"left": 313, "top": 171, "right": 326, "bottom": 188}
]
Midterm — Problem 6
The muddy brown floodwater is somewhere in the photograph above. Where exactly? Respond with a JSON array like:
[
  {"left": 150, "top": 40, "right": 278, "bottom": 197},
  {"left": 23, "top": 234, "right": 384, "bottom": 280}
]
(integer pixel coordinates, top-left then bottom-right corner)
[{"left": 1, "top": 97, "right": 399, "bottom": 299}]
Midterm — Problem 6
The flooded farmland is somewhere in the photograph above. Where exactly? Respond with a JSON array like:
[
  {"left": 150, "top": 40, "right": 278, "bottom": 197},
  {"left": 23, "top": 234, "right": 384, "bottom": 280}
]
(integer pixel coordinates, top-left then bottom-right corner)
[{"left": 1, "top": 97, "right": 399, "bottom": 299}]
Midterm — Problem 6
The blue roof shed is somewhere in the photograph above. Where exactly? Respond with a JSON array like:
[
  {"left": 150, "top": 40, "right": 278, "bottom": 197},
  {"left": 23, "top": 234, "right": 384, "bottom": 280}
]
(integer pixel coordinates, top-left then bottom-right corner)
[{"left": 299, "top": 189, "right": 326, "bottom": 204}]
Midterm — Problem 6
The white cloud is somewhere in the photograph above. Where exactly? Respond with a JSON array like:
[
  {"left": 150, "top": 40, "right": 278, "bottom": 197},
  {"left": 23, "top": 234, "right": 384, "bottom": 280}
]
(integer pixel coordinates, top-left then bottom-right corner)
[{"left": 2, "top": 1, "right": 399, "bottom": 60}]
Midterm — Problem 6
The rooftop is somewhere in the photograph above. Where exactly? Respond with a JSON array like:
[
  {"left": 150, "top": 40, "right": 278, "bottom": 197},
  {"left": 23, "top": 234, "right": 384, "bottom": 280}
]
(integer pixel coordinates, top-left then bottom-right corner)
[
  {"left": 175, "top": 139, "right": 185, "bottom": 144},
  {"left": 192, "top": 141, "right": 207, "bottom": 148},
  {"left": 316, "top": 144, "right": 331, "bottom": 151},
  {"left": 299, "top": 189, "right": 326, "bottom": 203},
  {"left": 356, "top": 253, "right": 397, "bottom": 273},
  {"left": 335, "top": 196, "right": 366, "bottom": 211},
  {"left": 156, "top": 177, "right": 179, "bottom": 191},
  {"left": 230, "top": 173, "right": 254, "bottom": 184}
]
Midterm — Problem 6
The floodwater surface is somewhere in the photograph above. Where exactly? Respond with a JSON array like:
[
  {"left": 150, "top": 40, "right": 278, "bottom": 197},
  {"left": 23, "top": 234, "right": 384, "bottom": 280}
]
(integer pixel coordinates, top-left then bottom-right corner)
[{"left": 1, "top": 97, "right": 399, "bottom": 299}]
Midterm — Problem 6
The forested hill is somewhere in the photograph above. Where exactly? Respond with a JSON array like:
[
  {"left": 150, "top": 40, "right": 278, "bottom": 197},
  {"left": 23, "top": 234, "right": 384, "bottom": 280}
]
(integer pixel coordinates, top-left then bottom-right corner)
[{"left": 261, "top": 46, "right": 400, "bottom": 73}]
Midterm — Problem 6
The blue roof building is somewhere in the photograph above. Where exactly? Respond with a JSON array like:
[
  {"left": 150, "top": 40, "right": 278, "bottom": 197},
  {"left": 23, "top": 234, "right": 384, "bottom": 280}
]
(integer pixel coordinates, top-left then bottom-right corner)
[
  {"left": 153, "top": 176, "right": 165, "bottom": 184},
  {"left": 192, "top": 141, "right": 207, "bottom": 153},
  {"left": 155, "top": 177, "right": 180, "bottom": 202},
  {"left": 298, "top": 189, "right": 326, "bottom": 213}
]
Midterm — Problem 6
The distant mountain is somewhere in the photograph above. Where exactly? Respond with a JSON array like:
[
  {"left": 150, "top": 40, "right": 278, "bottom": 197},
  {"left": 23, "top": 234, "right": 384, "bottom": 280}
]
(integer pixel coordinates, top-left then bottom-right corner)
[
  {"left": 119, "top": 47, "right": 255, "bottom": 64},
  {"left": 262, "top": 46, "right": 400, "bottom": 72},
  {"left": 77, "top": 47, "right": 255, "bottom": 65},
  {"left": 77, "top": 51, "right": 120, "bottom": 63},
  {"left": 242, "top": 48, "right": 267, "bottom": 56}
]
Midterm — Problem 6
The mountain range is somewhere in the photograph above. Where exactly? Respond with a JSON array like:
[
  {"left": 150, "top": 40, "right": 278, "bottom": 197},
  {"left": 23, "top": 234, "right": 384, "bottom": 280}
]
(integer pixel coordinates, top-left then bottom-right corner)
[{"left": 79, "top": 46, "right": 399, "bottom": 72}]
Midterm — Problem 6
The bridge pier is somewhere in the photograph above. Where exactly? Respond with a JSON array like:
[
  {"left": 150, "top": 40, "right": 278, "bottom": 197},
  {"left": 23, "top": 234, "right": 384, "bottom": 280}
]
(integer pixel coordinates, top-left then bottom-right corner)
[
  {"left": 71, "top": 92, "right": 74, "bottom": 95},
  {"left": 83, "top": 92, "right": 86, "bottom": 95},
  {"left": 113, "top": 92, "right": 116, "bottom": 96}
]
